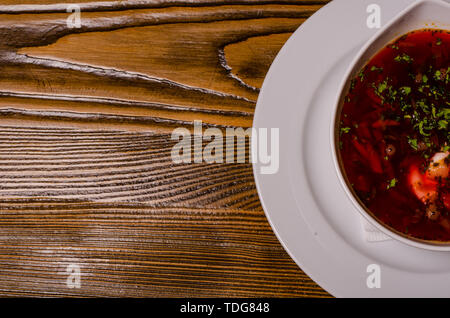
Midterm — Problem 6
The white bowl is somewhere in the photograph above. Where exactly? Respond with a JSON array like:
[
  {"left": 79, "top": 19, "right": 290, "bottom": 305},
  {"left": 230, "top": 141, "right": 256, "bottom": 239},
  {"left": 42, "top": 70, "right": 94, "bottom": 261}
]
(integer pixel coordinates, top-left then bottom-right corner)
[{"left": 332, "top": 0, "right": 450, "bottom": 251}]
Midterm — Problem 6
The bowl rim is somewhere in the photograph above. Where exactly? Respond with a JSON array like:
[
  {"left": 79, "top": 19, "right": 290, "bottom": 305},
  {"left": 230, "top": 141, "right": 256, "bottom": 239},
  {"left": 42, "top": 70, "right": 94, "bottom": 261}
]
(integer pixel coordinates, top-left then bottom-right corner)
[{"left": 330, "top": 0, "right": 450, "bottom": 251}]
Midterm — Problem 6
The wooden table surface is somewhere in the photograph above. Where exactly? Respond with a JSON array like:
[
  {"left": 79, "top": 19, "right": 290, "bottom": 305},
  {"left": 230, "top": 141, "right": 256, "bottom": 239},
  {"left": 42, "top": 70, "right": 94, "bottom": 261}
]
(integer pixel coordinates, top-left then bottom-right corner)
[{"left": 0, "top": 0, "right": 330, "bottom": 297}]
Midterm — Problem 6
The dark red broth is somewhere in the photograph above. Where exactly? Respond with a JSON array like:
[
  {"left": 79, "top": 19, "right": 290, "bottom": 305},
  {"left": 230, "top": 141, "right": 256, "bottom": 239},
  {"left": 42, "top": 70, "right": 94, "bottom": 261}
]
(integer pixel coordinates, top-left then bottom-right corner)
[{"left": 338, "top": 29, "right": 450, "bottom": 242}]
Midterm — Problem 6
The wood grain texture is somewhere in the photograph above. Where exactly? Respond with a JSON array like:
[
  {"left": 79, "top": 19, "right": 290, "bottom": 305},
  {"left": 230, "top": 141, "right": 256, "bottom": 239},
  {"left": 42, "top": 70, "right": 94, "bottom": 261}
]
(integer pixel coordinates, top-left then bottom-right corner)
[{"left": 0, "top": 0, "right": 331, "bottom": 297}]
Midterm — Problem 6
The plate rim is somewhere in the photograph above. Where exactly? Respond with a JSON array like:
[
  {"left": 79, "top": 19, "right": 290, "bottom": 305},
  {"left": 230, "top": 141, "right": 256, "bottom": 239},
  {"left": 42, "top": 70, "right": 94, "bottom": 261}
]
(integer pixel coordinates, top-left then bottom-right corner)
[{"left": 251, "top": 0, "right": 443, "bottom": 297}]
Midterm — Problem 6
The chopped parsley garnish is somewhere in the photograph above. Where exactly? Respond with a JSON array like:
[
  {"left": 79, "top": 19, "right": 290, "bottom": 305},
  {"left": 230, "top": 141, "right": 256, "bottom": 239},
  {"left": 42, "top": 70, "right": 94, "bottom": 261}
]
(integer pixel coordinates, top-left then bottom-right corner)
[
  {"left": 400, "top": 86, "right": 411, "bottom": 95},
  {"left": 394, "top": 53, "right": 413, "bottom": 63},
  {"left": 387, "top": 178, "right": 398, "bottom": 189},
  {"left": 378, "top": 80, "right": 388, "bottom": 93},
  {"left": 408, "top": 137, "right": 419, "bottom": 150},
  {"left": 371, "top": 66, "right": 384, "bottom": 72},
  {"left": 438, "top": 120, "right": 448, "bottom": 130},
  {"left": 340, "top": 127, "right": 351, "bottom": 134}
]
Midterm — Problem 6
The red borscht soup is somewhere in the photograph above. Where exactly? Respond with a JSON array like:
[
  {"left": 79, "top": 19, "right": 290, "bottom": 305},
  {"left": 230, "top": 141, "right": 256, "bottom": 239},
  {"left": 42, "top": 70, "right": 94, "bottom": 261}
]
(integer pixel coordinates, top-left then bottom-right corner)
[{"left": 337, "top": 29, "right": 450, "bottom": 242}]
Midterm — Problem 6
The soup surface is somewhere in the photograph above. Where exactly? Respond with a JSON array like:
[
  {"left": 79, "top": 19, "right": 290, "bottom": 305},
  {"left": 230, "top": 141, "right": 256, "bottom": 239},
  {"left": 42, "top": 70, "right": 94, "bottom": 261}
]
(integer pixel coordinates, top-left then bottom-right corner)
[{"left": 338, "top": 29, "right": 450, "bottom": 242}]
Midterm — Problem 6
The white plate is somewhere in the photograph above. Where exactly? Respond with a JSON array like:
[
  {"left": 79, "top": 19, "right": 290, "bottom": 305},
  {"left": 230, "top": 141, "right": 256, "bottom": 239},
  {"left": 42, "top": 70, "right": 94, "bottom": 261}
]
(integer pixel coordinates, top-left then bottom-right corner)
[{"left": 253, "top": 0, "right": 450, "bottom": 297}]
